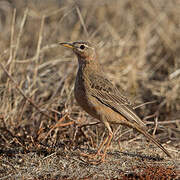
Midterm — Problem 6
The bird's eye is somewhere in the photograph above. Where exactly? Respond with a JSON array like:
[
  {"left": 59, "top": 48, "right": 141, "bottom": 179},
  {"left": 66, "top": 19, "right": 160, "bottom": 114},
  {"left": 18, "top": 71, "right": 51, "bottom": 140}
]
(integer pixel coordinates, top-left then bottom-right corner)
[{"left": 79, "top": 44, "right": 85, "bottom": 50}]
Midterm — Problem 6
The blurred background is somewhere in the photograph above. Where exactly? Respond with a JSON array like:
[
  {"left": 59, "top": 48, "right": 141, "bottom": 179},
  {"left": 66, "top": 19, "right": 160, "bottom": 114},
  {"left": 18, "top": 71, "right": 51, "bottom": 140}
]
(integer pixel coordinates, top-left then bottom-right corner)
[{"left": 0, "top": 0, "right": 179, "bottom": 179}]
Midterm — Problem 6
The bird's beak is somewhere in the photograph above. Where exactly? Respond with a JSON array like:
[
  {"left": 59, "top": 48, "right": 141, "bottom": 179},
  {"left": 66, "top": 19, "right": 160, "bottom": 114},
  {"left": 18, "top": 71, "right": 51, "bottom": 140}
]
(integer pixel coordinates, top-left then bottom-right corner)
[{"left": 59, "top": 42, "right": 74, "bottom": 49}]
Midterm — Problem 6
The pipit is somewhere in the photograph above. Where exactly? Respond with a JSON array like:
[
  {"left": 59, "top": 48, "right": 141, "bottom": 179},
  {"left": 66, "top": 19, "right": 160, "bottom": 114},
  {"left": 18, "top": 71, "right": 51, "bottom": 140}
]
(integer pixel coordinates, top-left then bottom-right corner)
[{"left": 59, "top": 41, "right": 171, "bottom": 163}]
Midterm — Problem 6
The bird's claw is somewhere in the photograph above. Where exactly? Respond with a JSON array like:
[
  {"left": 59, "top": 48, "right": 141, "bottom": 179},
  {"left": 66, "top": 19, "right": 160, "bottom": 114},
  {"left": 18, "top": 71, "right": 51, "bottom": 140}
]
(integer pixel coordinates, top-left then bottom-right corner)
[{"left": 80, "top": 152, "right": 106, "bottom": 164}]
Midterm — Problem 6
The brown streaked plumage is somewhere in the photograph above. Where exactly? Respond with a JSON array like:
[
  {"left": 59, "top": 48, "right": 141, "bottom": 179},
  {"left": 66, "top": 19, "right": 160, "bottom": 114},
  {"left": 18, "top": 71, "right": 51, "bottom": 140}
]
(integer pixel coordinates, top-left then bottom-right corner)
[{"left": 59, "top": 41, "right": 171, "bottom": 163}]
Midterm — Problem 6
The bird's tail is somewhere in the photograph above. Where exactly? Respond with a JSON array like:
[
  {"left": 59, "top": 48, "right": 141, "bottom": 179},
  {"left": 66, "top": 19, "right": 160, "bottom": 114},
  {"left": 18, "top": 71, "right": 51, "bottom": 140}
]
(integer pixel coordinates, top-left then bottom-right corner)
[{"left": 132, "top": 124, "right": 171, "bottom": 158}]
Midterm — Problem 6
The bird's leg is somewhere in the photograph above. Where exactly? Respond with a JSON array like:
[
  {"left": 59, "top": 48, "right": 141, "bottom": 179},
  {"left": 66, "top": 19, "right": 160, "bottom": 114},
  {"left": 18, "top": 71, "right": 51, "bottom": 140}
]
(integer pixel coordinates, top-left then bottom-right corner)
[
  {"left": 80, "top": 132, "right": 109, "bottom": 159},
  {"left": 95, "top": 121, "right": 113, "bottom": 157},
  {"left": 96, "top": 134, "right": 109, "bottom": 155},
  {"left": 80, "top": 122, "right": 113, "bottom": 163},
  {"left": 100, "top": 132, "right": 113, "bottom": 162},
  {"left": 97, "top": 122, "right": 113, "bottom": 162},
  {"left": 84, "top": 122, "right": 113, "bottom": 162},
  {"left": 83, "top": 132, "right": 113, "bottom": 165}
]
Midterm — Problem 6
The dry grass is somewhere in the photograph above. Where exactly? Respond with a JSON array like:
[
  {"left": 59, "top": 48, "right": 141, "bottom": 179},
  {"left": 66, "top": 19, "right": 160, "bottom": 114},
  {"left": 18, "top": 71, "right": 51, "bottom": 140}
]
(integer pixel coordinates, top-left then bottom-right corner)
[{"left": 0, "top": 0, "right": 180, "bottom": 179}]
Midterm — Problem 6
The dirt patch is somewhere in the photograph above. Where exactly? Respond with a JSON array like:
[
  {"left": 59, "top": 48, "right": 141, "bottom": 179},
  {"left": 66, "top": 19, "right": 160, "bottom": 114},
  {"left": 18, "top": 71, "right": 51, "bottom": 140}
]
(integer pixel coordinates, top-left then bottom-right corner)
[{"left": 0, "top": 0, "right": 179, "bottom": 179}]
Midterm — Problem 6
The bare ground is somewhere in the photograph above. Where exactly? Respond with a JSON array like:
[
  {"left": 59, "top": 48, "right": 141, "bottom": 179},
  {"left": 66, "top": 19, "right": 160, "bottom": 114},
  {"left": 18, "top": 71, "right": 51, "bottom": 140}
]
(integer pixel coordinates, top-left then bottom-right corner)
[{"left": 0, "top": 0, "right": 180, "bottom": 179}]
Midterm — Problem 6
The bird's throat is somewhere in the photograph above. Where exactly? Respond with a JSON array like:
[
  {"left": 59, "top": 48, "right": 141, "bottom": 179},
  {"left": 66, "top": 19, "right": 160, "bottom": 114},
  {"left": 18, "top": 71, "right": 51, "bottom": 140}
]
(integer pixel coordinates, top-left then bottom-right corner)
[{"left": 77, "top": 57, "right": 102, "bottom": 72}]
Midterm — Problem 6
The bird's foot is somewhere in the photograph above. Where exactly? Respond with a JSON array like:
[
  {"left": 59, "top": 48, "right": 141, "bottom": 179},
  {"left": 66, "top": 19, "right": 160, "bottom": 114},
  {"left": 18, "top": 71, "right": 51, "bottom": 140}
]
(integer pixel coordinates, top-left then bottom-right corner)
[{"left": 80, "top": 152, "right": 106, "bottom": 164}]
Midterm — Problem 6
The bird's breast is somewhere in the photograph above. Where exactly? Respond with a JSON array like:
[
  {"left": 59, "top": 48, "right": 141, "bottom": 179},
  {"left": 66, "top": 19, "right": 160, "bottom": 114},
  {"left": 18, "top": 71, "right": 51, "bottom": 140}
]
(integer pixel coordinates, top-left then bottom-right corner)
[
  {"left": 74, "top": 73, "right": 89, "bottom": 108},
  {"left": 74, "top": 72, "right": 100, "bottom": 120}
]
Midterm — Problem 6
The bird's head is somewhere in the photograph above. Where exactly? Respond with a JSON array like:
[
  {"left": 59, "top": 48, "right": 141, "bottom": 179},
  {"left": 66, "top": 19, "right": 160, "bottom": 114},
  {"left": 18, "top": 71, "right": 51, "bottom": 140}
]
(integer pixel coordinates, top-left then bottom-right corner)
[{"left": 59, "top": 41, "right": 96, "bottom": 64}]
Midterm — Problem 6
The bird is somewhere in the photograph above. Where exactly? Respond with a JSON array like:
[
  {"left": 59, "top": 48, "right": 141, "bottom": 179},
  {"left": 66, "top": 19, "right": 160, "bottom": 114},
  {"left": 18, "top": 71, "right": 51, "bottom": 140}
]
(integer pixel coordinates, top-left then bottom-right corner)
[{"left": 59, "top": 41, "right": 171, "bottom": 163}]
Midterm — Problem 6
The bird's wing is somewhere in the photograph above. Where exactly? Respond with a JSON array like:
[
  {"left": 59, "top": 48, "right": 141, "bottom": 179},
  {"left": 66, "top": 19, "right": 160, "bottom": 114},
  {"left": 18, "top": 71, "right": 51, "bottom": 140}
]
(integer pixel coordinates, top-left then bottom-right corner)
[
  {"left": 88, "top": 73, "right": 132, "bottom": 105},
  {"left": 88, "top": 73, "right": 147, "bottom": 128}
]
